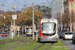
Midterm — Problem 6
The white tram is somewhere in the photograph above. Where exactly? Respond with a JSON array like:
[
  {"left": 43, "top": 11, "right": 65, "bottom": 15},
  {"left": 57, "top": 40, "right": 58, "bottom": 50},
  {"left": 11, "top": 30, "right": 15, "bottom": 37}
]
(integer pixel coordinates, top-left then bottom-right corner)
[{"left": 38, "top": 18, "right": 58, "bottom": 43}]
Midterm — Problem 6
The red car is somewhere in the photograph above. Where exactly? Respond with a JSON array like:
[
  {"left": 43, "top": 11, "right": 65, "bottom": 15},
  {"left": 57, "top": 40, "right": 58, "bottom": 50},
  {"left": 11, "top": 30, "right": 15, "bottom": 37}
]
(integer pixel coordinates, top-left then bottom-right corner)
[{"left": 2, "top": 33, "right": 7, "bottom": 37}]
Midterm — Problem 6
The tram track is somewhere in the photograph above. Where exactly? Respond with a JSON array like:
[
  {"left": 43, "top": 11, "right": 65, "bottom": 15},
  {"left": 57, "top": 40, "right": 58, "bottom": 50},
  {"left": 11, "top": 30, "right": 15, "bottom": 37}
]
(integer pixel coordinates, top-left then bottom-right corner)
[
  {"left": 34, "top": 43, "right": 54, "bottom": 50},
  {"left": 46, "top": 43, "right": 54, "bottom": 50},
  {"left": 34, "top": 43, "right": 46, "bottom": 50}
]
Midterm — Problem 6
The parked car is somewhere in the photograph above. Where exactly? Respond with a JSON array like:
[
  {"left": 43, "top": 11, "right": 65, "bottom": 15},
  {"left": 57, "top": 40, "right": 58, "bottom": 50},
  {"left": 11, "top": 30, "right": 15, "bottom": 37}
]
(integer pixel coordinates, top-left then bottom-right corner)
[
  {"left": 2, "top": 33, "right": 7, "bottom": 37},
  {"left": 62, "top": 32, "right": 73, "bottom": 40},
  {"left": 59, "top": 30, "right": 66, "bottom": 38},
  {"left": 72, "top": 33, "right": 75, "bottom": 44}
]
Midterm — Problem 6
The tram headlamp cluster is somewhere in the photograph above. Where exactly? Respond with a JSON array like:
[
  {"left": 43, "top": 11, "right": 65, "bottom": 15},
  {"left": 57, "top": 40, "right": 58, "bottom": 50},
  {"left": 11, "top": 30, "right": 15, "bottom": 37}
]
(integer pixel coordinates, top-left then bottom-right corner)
[{"left": 41, "top": 36, "right": 43, "bottom": 38}]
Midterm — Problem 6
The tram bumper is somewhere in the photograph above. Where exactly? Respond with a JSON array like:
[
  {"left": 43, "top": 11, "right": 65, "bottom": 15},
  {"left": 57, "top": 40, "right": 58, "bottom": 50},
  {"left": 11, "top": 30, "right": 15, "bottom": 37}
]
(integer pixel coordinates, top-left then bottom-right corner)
[
  {"left": 40, "top": 37, "right": 58, "bottom": 43},
  {"left": 26, "top": 34, "right": 32, "bottom": 36}
]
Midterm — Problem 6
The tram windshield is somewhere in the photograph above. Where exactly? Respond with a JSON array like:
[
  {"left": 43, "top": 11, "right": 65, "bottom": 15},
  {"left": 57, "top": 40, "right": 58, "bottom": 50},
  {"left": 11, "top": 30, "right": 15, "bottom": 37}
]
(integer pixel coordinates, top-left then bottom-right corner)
[
  {"left": 27, "top": 28, "right": 32, "bottom": 33},
  {"left": 42, "top": 22, "right": 56, "bottom": 34}
]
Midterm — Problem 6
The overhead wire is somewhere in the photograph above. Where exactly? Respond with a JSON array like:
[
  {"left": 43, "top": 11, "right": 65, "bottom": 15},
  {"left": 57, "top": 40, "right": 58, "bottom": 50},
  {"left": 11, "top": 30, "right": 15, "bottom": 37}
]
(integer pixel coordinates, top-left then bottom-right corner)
[
  {"left": 47, "top": 0, "right": 51, "bottom": 18},
  {"left": 15, "top": 0, "right": 29, "bottom": 8},
  {"left": 1, "top": 0, "right": 6, "bottom": 9},
  {"left": 16, "top": 0, "right": 20, "bottom": 10},
  {"left": 15, "top": 0, "right": 24, "bottom": 6},
  {"left": 15, "top": 0, "right": 24, "bottom": 10},
  {"left": 0, "top": 0, "right": 12, "bottom": 10},
  {"left": 24, "top": 0, "right": 26, "bottom": 8},
  {"left": 1, "top": 0, "right": 14, "bottom": 11},
  {"left": 0, "top": 0, "right": 29, "bottom": 11},
  {"left": 25, "top": 0, "right": 28, "bottom": 8},
  {"left": 24, "top": 0, "right": 26, "bottom": 4},
  {"left": 16, "top": 2, "right": 19, "bottom": 10}
]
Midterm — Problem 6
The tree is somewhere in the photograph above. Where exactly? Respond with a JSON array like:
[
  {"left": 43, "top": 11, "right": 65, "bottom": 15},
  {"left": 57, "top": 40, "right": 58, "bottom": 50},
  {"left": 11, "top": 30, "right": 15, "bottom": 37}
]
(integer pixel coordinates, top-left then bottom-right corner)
[
  {"left": 55, "top": 12, "right": 60, "bottom": 25},
  {"left": 26, "top": 8, "right": 43, "bottom": 24},
  {"left": 16, "top": 8, "right": 43, "bottom": 26},
  {"left": 62, "top": 12, "right": 70, "bottom": 25},
  {"left": 0, "top": 8, "right": 43, "bottom": 26},
  {"left": 0, "top": 11, "right": 18, "bottom": 26},
  {"left": 62, "top": 10, "right": 75, "bottom": 26},
  {"left": 0, "top": 14, "right": 11, "bottom": 26},
  {"left": 36, "top": 10, "right": 43, "bottom": 22},
  {"left": 16, "top": 12, "right": 30, "bottom": 26}
]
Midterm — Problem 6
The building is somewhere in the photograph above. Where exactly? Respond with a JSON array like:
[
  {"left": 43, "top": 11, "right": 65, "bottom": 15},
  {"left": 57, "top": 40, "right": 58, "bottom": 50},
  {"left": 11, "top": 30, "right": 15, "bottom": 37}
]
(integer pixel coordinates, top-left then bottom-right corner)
[
  {"left": 38, "top": 3, "right": 51, "bottom": 18},
  {"left": 51, "top": 0, "right": 63, "bottom": 18},
  {"left": 0, "top": 10, "right": 4, "bottom": 22},
  {"left": 0, "top": 10, "right": 4, "bottom": 17},
  {"left": 51, "top": 0, "right": 70, "bottom": 31},
  {"left": 52, "top": 0, "right": 75, "bottom": 31},
  {"left": 21, "top": 5, "right": 39, "bottom": 12},
  {"left": 0, "top": 10, "right": 4, "bottom": 14},
  {"left": 68, "top": 1, "right": 75, "bottom": 31},
  {"left": 63, "top": 0, "right": 68, "bottom": 12},
  {"left": 51, "top": 0, "right": 68, "bottom": 18},
  {"left": 21, "top": 3, "right": 52, "bottom": 18},
  {"left": 16, "top": 11, "right": 21, "bottom": 14}
]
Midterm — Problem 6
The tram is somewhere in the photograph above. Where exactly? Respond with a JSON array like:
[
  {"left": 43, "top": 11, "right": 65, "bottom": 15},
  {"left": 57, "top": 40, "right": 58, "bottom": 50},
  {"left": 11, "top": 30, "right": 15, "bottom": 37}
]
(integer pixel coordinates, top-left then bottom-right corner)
[
  {"left": 38, "top": 18, "right": 58, "bottom": 43},
  {"left": 26, "top": 27, "right": 33, "bottom": 36}
]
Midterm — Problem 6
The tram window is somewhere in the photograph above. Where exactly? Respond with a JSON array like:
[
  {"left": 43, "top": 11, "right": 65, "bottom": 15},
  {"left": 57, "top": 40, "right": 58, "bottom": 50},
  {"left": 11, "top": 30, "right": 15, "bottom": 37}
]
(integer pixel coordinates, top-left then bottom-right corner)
[
  {"left": 42, "top": 22, "right": 56, "bottom": 34},
  {"left": 26, "top": 28, "right": 32, "bottom": 33}
]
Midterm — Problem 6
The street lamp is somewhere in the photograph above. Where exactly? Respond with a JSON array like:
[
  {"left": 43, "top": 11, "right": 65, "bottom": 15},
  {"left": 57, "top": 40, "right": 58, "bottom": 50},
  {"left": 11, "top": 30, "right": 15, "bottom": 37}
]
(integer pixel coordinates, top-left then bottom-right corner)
[
  {"left": 60, "top": 9, "right": 63, "bottom": 31},
  {"left": 13, "top": 0, "right": 16, "bottom": 38},
  {"left": 69, "top": 2, "right": 72, "bottom": 32},
  {"left": 32, "top": 3, "right": 34, "bottom": 40}
]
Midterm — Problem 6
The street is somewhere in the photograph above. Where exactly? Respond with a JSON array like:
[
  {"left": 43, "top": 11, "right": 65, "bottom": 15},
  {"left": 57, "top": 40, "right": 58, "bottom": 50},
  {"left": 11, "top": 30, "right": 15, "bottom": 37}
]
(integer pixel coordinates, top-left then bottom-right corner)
[
  {"left": 60, "top": 39, "right": 75, "bottom": 50},
  {"left": 0, "top": 36, "right": 8, "bottom": 40}
]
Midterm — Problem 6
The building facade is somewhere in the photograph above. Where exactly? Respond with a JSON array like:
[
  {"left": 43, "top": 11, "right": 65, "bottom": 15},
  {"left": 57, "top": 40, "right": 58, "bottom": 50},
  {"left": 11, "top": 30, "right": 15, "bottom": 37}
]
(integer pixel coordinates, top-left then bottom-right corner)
[
  {"left": 51, "top": 0, "right": 71, "bottom": 31},
  {"left": 38, "top": 3, "right": 51, "bottom": 18},
  {"left": 68, "top": 1, "right": 75, "bottom": 32},
  {"left": 52, "top": 0, "right": 75, "bottom": 31},
  {"left": 51, "top": 0, "right": 68, "bottom": 18},
  {"left": 21, "top": 3, "right": 52, "bottom": 18},
  {"left": 0, "top": 10, "right": 4, "bottom": 22},
  {"left": 21, "top": 5, "right": 39, "bottom": 12}
]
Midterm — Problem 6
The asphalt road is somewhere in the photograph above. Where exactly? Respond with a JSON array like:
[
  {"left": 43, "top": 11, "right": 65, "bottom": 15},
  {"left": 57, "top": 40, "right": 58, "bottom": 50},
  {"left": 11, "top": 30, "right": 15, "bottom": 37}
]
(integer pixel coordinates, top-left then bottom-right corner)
[
  {"left": 60, "top": 39, "right": 75, "bottom": 50},
  {"left": 0, "top": 35, "right": 8, "bottom": 40}
]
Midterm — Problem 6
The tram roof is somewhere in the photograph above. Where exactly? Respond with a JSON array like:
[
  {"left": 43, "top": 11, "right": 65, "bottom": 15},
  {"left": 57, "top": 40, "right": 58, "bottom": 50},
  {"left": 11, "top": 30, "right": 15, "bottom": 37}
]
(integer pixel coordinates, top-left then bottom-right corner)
[{"left": 41, "top": 18, "right": 58, "bottom": 24}]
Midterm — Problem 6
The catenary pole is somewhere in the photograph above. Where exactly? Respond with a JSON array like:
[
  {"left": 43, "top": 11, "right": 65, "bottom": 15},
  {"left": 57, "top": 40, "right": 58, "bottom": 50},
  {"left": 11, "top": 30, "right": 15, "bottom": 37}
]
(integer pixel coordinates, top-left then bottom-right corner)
[
  {"left": 70, "top": 2, "right": 72, "bottom": 32},
  {"left": 32, "top": 3, "right": 34, "bottom": 40}
]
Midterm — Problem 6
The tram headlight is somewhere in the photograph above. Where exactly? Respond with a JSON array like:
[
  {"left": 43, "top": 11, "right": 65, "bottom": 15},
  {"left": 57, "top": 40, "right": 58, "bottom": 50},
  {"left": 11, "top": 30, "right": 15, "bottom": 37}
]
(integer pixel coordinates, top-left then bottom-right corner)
[
  {"left": 41, "top": 36, "right": 43, "bottom": 38},
  {"left": 55, "top": 35, "right": 58, "bottom": 38}
]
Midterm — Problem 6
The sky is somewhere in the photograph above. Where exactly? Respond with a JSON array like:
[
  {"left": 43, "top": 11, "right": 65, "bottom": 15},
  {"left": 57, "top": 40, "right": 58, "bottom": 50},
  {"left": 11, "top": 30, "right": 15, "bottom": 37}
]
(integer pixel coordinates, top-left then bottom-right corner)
[{"left": 0, "top": 0, "right": 51, "bottom": 11}]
